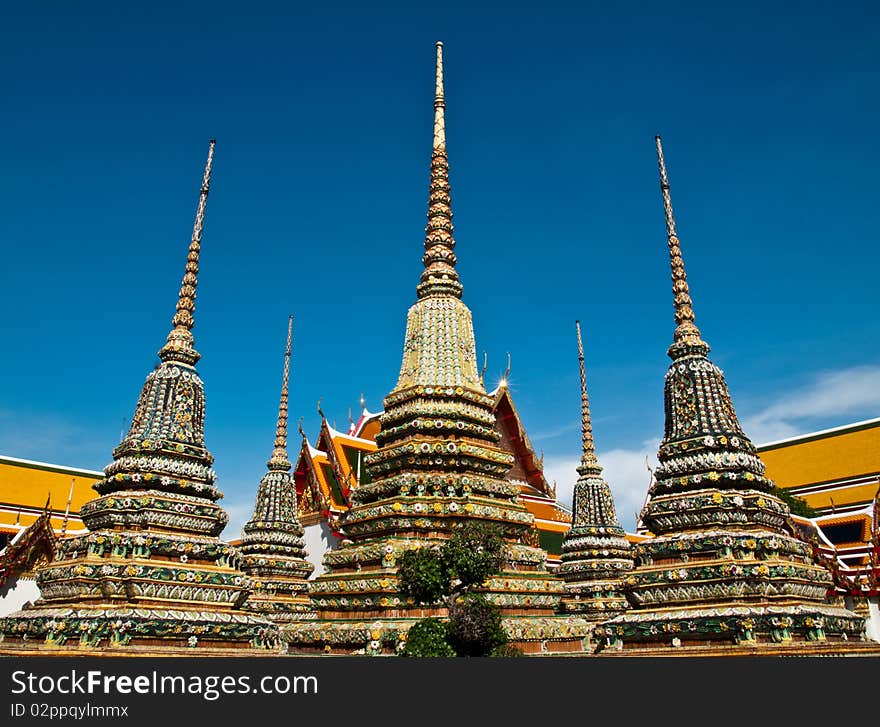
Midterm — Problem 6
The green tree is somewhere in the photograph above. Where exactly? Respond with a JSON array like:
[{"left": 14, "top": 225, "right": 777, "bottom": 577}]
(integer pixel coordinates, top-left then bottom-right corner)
[
  {"left": 398, "top": 522, "right": 520, "bottom": 657},
  {"left": 397, "top": 546, "right": 448, "bottom": 604},
  {"left": 446, "top": 594, "right": 508, "bottom": 657}
]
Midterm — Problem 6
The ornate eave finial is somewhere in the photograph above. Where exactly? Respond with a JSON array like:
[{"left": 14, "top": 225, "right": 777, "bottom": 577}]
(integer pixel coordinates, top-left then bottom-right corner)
[
  {"left": 575, "top": 320, "right": 601, "bottom": 476},
  {"left": 268, "top": 315, "right": 294, "bottom": 471},
  {"left": 500, "top": 352, "right": 511, "bottom": 387},
  {"left": 159, "top": 139, "right": 216, "bottom": 366},
  {"left": 417, "top": 41, "right": 463, "bottom": 300},
  {"left": 655, "top": 135, "right": 710, "bottom": 361}
]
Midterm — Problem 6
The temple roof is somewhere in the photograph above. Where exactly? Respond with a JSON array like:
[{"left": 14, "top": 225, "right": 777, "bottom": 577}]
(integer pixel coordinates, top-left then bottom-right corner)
[
  {"left": 0, "top": 456, "right": 99, "bottom": 538},
  {"left": 758, "top": 418, "right": 880, "bottom": 496},
  {"left": 0, "top": 513, "right": 56, "bottom": 591},
  {"left": 292, "top": 385, "right": 573, "bottom": 557}
]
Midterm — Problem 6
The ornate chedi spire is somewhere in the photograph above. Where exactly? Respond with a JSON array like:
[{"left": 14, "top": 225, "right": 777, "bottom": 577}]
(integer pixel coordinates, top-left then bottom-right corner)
[
  {"left": 239, "top": 316, "right": 314, "bottom": 622},
  {"left": 157, "top": 140, "right": 214, "bottom": 366},
  {"left": 0, "top": 141, "right": 278, "bottom": 655},
  {"left": 655, "top": 136, "right": 710, "bottom": 362},
  {"left": 593, "top": 137, "right": 868, "bottom": 654},
  {"left": 416, "top": 41, "right": 462, "bottom": 301},
  {"left": 558, "top": 322, "right": 632, "bottom": 617},
  {"left": 286, "top": 43, "right": 589, "bottom": 655}
]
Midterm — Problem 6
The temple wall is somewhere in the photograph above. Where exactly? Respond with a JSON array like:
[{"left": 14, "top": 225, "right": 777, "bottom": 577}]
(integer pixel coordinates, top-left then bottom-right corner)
[
  {"left": 0, "top": 575, "right": 40, "bottom": 616},
  {"left": 304, "top": 522, "right": 340, "bottom": 578},
  {"left": 866, "top": 598, "right": 880, "bottom": 643}
]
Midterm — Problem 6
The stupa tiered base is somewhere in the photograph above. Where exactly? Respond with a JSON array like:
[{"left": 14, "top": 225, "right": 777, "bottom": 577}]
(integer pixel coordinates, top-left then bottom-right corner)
[
  {"left": 594, "top": 604, "right": 880, "bottom": 656},
  {"left": 0, "top": 606, "right": 278, "bottom": 656},
  {"left": 591, "top": 520, "right": 875, "bottom": 655},
  {"left": 283, "top": 530, "right": 592, "bottom": 655},
  {"left": 0, "top": 494, "right": 281, "bottom": 655},
  {"left": 557, "top": 524, "right": 633, "bottom": 617}
]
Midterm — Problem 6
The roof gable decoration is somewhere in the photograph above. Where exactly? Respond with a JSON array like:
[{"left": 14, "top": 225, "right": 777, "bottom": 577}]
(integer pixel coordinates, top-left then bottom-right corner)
[{"left": 0, "top": 513, "right": 56, "bottom": 591}]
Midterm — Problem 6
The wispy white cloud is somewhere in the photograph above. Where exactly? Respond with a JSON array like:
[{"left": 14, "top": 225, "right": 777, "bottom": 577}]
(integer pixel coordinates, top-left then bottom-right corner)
[
  {"left": 530, "top": 420, "right": 580, "bottom": 442},
  {"left": 544, "top": 439, "right": 659, "bottom": 533},
  {"left": 742, "top": 365, "right": 880, "bottom": 443}
]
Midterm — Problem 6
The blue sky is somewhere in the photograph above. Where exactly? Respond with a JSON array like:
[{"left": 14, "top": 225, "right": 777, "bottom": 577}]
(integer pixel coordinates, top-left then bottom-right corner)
[{"left": 2, "top": 2, "right": 878, "bottom": 532}]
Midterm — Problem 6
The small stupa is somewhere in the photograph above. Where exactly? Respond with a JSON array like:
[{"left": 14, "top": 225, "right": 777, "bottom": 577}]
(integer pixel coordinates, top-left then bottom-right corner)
[
  {"left": 0, "top": 141, "right": 278, "bottom": 655},
  {"left": 238, "top": 316, "right": 314, "bottom": 621},
  {"left": 558, "top": 321, "right": 633, "bottom": 617},
  {"left": 594, "top": 137, "right": 873, "bottom": 654}
]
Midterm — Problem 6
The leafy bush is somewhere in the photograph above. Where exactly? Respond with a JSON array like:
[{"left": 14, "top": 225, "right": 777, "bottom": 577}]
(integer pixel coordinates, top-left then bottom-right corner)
[
  {"left": 443, "top": 522, "right": 504, "bottom": 589},
  {"left": 398, "top": 546, "right": 448, "bottom": 605},
  {"left": 402, "top": 618, "right": 455, "bottom": 657},
  {"left": 397, "top": 523, "right": 514, "bottom": 657},
  {"left": 445, "top": 595, "right": 508, "bottom": 657}
]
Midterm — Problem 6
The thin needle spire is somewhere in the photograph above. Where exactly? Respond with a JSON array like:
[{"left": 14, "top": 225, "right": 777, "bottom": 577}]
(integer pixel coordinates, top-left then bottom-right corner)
[
  {"left": 417, "top": 42, "right": 462, "bottom": 299},
  {"left": 575, "top": 321, "right": 601, "bottom": 475},
  {"left": 159, "top": 139, "right": 216, "bottom": 365},
  {"left": 655, "top": 135, "right": 709, "bottom": 360},
  {"left": 268, "top": 315, "right": 294, "bottom": 470}
]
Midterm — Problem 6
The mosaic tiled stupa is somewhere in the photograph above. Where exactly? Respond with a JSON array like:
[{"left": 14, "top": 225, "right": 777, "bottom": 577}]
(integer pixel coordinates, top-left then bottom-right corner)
[
  {"left": 0, "top": 141, "right": 278, "bottom": 655},
  {"left": 238, "top": 316, "right": 314, "bottom": 621},
  {"left": 594, "top": 137, "right": 870, "bottom": 654},
  {"left": 558, "top": 321, "right": 632, "bottom": 617},
  {"left": 285, "top": 43, "right": 590, "bottom": 655}
]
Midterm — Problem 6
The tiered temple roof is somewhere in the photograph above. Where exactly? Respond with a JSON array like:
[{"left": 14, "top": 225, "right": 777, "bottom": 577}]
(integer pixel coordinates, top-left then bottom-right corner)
[
  {"left": 557, "top": 321, "right": 632, "bottom": 617},
  {"left": 0, "top": 456, "right": 100, "bottom": 549},
  {"left": 594, "top": 137, "right": 871, "bottom": 654},
  {"left": 757, "top": 420, "right": 880, "bottom": 621},
  {"left": 285, "top": 43, "right": 590, "bottom": 654},
  {"left": 292, "top": 388, "right": 571, "bottom": 563},
  {"left": 238, "top": 316, "right": 314, "bottom": 622},
  {"left": 0, "top": 141, "right": 277, "bottom": 655}
]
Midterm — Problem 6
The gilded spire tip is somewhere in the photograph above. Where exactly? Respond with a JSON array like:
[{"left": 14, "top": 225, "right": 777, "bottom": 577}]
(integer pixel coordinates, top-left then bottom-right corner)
[
  {"left": 159, "top": 139, "right": 215, "bottom": 365},
  {"left": 655, "top": 136, "right": 709, "bottom": 360},
  {"left": 433, "top": 41, "right": 446, "bottom": 148}
]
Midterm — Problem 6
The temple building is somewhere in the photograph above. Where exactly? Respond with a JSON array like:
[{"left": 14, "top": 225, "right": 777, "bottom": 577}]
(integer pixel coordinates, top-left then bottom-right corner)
[
  {"left": 0, "top": 141, "right": 278, "bottom": 655},
  {"left": 0, "top": 49, "right": 878, "bottom": 658},
  {"left": 557, "top": 322, "right": 633, "bottom": 617},
  {"left": 757, "top": 419, "right": 880, "bottom": 641},
  {"left": 285, "top": 42, "right": 591, "bottom": 655},
  {"left": 593, "top": 137, "right": 876, "bottom": 655},
  {"left": 292, "top": 383, "right": 571, "bottom": 575},
  {"left": 0, "top": 457, "right": 100, "bottom": 615},
  {"left": 238, "top": 316, "right": 314, "bottom": 621}
]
